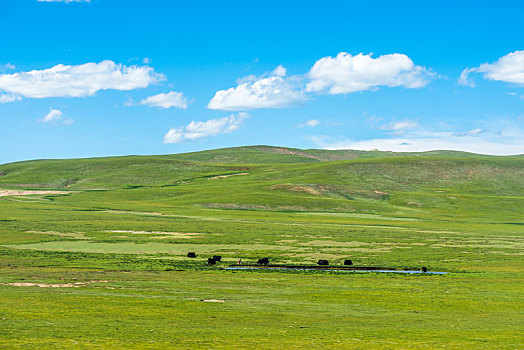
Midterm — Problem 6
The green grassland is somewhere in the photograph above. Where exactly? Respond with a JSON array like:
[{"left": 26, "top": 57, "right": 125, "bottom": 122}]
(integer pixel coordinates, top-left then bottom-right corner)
[{"left": 0, "top": 146, "right": 522, "bottom": 348}]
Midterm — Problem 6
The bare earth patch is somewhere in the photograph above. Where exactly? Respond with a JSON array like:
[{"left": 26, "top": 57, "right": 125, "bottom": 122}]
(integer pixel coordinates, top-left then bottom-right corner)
[
  {"left": 202, "top": 299, "right": 225, "bottom": 303},
  {"left": 106, "top": 230, "right": 202, "bottom": 237},
  {"left": 2, "top": 280, "right": 108, "bottom": 288},
  {"left": 373, "top": 190, "right": 389, "bottom": 195},
  {"left": 209, "top": 173, "right": 249, "bottom": 179},
  {"left": 0, "top": 189, "right": 75, "bottom": 197},
  {"left": 271, "top": 184, "right": 324, "bottom": 196},
  {"left": 26, "top": 231, "right": 88, "bottom": 240}
]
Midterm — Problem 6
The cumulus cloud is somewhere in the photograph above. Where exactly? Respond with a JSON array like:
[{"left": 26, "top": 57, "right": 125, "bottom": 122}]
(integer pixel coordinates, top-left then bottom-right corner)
[
  {"left": 38, "top": 109, "right": 73, "bottom": 125},
  {"left": 208, "top": 53, "right": 434, "bottom": 110},
  {"left": 298, "top": 119, "right": 320, "bottom": 128},
  {"left": 459, "top": 50, "right": 524, "bottom": 86},
  {"left": 164, "top": 112, "right": 248, "bottom": 143},
  {"left": 312, "top": 124, "right": 524, "bottom": 155},
  {"left": 207, "top": 66, "right": 306, "bottom": 111},
  {"left": 0, "top": 94, "right": 21, "bottom": 103},
  {"left": 0, "top": 60, "right": 164, "bottom": 99},
  {"left": 307, "top": 52, "right": 433, "bottom": 94},
  {"left": 127, "top": 91, "right": 188, "bottom": 109}
]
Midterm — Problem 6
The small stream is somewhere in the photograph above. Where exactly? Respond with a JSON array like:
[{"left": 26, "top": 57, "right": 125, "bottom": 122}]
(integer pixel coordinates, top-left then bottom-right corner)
[{"left": 225, "top": 266, "right": 448, "bottom": 274}]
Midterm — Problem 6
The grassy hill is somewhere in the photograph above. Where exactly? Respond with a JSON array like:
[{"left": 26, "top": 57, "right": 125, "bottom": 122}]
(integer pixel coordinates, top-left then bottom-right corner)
[
  {"left": 0, "top": 147, "right": 522, "bottom": 219},
  {"left": 0, "top": 146, "right": 523, "bottom": 348},
  {"left": 164, "top": 145, "right": 504, "bottom": 163}
]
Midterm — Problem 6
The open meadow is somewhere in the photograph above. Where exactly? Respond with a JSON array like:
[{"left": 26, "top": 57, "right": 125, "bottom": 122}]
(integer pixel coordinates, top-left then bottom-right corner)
[{"left": 0, "top": 146, "right": 523, "bottom": 349}]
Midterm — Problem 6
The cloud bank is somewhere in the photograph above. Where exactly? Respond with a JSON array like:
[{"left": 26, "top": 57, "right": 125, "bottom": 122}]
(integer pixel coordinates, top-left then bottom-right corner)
[
  {"left": 164, "top": 112, "right": 248, "bottom": 143},
  {"left": 0, "top": 60, "right": 164, "bottom": 99},
  {"left": 312, "top": 123, "right": 524, "bottom": 155}
]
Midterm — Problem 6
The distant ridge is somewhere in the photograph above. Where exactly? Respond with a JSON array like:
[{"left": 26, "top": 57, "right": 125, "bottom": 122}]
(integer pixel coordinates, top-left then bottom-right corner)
[
  {"left": 167, "top": 145, "right": 519, "bottom": 164},
  {"left": 0, "top": 145, "right": 522, "bottom": 191}
]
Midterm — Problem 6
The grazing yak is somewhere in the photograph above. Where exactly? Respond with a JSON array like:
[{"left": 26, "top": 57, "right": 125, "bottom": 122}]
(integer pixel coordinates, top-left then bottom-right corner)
[
  {"left": 317, "top": 259, "right": 329, "bottom": 266},
  {"left": 213, "top": 255, "right": 222, "bottom": 262},
  {"left": 187, "top": 252, "right": 196, "bottom": 258},
  {"left": 207, "top": 257, "right": 217, "bottom": 265},
  {"left": 422, "top": 266, "right": 428, "bottom": 273},
  {"left": 257, "top": 257, "right": 269, "bottom": 265},
  {"left": 344, "top": 259, "right": 353, "bottom": 265}
]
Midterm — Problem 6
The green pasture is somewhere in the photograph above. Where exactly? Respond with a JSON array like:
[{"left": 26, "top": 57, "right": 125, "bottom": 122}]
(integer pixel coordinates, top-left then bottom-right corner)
[{"left": 0, "top": 146, "right": 522, "bottom": 348}]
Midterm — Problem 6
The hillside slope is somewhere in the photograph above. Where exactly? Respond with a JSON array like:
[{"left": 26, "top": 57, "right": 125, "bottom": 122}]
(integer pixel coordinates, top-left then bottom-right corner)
[
  {"left": 168, "top": 145, "right": 505, "bottom": 163},
  {"left": 0, "top": 147, "right": 522, "bottom": 223}
]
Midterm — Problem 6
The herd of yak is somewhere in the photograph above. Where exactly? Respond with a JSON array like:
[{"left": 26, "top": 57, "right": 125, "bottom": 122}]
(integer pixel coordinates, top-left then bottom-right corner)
[{"left": 186, "top": 252, "right": 352, "bottom": 266}]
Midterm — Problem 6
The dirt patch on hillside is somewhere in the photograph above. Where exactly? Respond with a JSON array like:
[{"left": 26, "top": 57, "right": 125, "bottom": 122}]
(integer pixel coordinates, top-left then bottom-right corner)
[
  {"left": 0, "top": 189, "right": 75, "bottom": 197},
  {"left": 210, "top": 173, "right": 249, "bottom": 179},
  {"left": 26, "top": 231, "right": 88, "bottom": 240},
  {"left": 271, "top": 184, "right": 324, "bottom": 196},
  {"left": 106, "top": 230, "right": 202, "bottom": 237},
  {"left": 2, "top": 280, "right": 108, "bottom": 288}
]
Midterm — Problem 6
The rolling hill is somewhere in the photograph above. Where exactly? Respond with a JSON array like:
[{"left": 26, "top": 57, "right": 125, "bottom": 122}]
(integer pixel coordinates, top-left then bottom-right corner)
[{"left": 0, "top": 146, "right": 523, "bottom": 348}]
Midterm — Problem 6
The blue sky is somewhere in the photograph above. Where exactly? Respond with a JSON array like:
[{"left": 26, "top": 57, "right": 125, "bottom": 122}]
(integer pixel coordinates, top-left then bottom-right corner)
[{"left": 1, "top": 0, "right": 523, "bottom": 164}]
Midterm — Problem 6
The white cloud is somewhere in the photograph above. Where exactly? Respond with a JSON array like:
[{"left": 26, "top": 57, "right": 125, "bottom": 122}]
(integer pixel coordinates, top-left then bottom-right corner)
[
  {"left": 459, "top": 50, "right": 524, "bottom": 86},
  {"left": 0, "top": 63, "right": 15, "bottom": 72},
  {"left": 164, "top": 112, "right": 249, "bottom": 143},
  {"left": 127, "top": 91, "right": 188, "bottom": 109},
  {"left": 142, "top": 57, "right": 152, "bottom": 64},
  {"left": 458, "top": 68, "right": 476, "bottom": 87},
  {"left": 0, "top": 60, "right": 164, "bottom": 99},
  {"left": 379, "top": 120, "right": 418, "bottom": 131},
  {"left": 377, "top": 120, "right": 418, "bottom": 136},
  {"left": 207, "top": 66, "right": 306, "bottom": 111},
  {"left": 298, "top": 119, "right": 320, "bottom": 128},
  {"left": 0, "top": 94, "right": 21, "bottom": 103},
  {"left": 271, "top": 65, "right": 287, "bottom": 77},
  {"left": 38, "top": 109, "right": 73, "bottom": 125},
  {"left": 41, "top": 109, "right": 63, "bottom": 122},
  {"left": 312, "top": 124, "right": 524, "bottom": 155},
  {"left": 452, "top": 128, "right": 484, "bottom": 137},
  {"left": 37, "top": 0, "right": 90, "bottom": 3},
  {"left": 208, "top": 54, "right": 434, "bottom": 110},
  {"left": 307, "top": 52, "right": 433, "bottom": 94}
]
